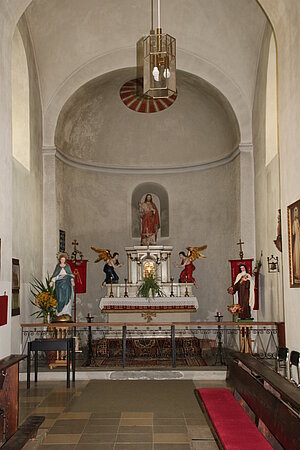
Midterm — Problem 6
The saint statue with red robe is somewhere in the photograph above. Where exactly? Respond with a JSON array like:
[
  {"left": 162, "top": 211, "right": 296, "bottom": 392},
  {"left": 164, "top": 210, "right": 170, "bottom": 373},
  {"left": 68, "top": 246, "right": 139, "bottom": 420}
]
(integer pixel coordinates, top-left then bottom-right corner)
[{"left": 139, "top": 194, "right": 160, "bottom": 246}]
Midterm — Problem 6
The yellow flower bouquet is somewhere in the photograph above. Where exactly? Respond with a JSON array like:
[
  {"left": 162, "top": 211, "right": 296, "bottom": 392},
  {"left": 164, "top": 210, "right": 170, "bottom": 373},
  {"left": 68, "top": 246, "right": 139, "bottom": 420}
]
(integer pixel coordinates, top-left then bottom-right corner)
[{"left": 30, "top": 276, "right": 57, "bottom": 323}]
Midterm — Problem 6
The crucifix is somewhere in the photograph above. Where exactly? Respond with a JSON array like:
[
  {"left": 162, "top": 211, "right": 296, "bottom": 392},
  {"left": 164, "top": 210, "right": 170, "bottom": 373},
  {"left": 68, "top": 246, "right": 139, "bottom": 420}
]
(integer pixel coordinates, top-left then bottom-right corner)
[
  {"left": 72, "top": 239, "right": 79, "bottom": 252},
  {"left": 237, "top": 239, "right": 244, "bottom": 260}
]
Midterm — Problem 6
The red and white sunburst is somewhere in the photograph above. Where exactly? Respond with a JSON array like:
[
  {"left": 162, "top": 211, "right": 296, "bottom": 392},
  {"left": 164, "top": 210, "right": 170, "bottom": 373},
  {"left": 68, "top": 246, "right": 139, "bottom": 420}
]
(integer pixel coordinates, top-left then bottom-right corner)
[{"left": 120, "top": 79, "right": 177, "bottom": 113}]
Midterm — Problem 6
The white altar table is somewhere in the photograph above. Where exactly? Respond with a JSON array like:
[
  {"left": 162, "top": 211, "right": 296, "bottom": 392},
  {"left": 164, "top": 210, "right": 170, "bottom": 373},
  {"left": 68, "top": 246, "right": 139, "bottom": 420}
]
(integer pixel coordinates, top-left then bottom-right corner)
[{"left": 99, "top": 296, "right": 198, "bottom": 323}]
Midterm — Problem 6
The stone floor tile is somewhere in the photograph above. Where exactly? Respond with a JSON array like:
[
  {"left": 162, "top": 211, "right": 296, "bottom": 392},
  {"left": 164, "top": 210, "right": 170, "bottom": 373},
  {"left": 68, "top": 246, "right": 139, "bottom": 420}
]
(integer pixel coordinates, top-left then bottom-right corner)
[
  {"left": 83, "top": 424, "right": 119, "bottom": 434},
  {"left": 33, "top": 407, "right": 65, "bottom": 414},
  {"left": 154, "top": 433, "right": 190, "bottom": 444},
  {"left": 76, "top": 445, "right": 114, "bottom": 450},
  {"left": 185, "top": 417, "right": 207, "bottom": 425},
  {"left": 191, "top": 440, "right": 219, "bottom": 450},
  {"left": 154, "top": 412, "right": 184, "bottom": 418},
  {"left": 118, "top": 426, "right": 153, "bottom": 434},
  {"left": 187, "top": 425, "right": 214, "bottom": 439},
  {"left": 20, "top": 396, "right": 45, "bottom": 404},
  {"left": 42, "top": 434, "right": 81, "bottom": 445},
  {"left": 88, "top": 418, "right": 120, "bottom": 426},
  {"left": 154, "top": 425, "right": 187, "bottom": 434},
  {"left": 153, "top": 418, "right": 186, "bottom": 426},
  {"left": 91, "top": 412, "right": 121, "bottom": 419},
  {"left": 38, "top": 445, "right": 76, "bottom": 450},
  {"left": 116, "top": 433, "right": 153, "bottom": 443},
  {"left": 121, "top": 412, "right": 153, "bottom": 419},
  {"left": 53, "top": 419, "right": 88, "bottom": 427},
  {"left": 154, "top": 446, "right": 191, "bottom": 450},
  {"left": 40, "top": 418, "right": 57, "bottom": 429},
  {"left": 114, "top": 444, "right": 152, "bottom": 450},
  {"left": 119, "top": 418, "right": 153, "bottom": 426},
  {"left": 48, "top": 423, "right": 87, "bottom": 434},
  {"left": 79, "top": 433, "right": 117, "bottom": 444},
  {"left": 58, "top": 412, "right": 91, "bottom": 419}
]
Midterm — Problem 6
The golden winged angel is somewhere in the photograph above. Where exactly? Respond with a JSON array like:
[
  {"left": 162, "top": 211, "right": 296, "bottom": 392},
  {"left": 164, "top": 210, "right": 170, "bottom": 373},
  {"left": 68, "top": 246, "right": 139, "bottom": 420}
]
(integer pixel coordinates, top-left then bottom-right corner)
[
  {"left": 91, "top": 247, "right": 123, "bottom": 286},
  {"left": 174, "top": 246, "right": 207, "bottom": 287}
]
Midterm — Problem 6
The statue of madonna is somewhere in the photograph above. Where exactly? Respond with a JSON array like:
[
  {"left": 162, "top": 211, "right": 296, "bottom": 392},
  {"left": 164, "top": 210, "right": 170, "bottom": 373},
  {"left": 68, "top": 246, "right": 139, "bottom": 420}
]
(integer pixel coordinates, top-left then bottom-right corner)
[{"left": 50, "top": 253, "right": 75, "bottom": 322}]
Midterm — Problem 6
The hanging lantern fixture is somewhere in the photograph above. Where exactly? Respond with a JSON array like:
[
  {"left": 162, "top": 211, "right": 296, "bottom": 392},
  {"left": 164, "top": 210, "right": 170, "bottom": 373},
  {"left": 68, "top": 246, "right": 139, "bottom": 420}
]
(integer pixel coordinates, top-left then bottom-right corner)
[{"left": 143, "top": 0, "right": 176, "bottom": 99}]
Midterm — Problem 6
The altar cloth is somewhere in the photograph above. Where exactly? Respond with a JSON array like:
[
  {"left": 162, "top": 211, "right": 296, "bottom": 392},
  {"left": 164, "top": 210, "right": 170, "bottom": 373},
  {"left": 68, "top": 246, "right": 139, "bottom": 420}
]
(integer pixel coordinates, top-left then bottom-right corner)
[{"left": 99, "top": 297, "right": 198, "bottom": 311}]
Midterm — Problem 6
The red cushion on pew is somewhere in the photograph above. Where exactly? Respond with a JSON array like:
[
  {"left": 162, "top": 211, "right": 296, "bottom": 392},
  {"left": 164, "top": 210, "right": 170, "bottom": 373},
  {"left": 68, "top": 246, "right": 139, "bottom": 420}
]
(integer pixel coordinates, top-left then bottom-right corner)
[{"left": 198, "top": 388, "right": 272, "bottom": 450}]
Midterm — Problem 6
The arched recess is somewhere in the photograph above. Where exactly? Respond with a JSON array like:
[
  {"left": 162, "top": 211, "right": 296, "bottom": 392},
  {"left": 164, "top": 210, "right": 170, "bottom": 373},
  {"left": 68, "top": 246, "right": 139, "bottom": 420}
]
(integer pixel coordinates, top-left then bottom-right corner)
[
  {"left": 132, "top": 183, "right": 169, "bottom": 239},
  {"left": 43, "top": 51, "right": 250, "bottom": 148},
  {"left": 11, "top": 26, "right": 30, "bottom": 170}
]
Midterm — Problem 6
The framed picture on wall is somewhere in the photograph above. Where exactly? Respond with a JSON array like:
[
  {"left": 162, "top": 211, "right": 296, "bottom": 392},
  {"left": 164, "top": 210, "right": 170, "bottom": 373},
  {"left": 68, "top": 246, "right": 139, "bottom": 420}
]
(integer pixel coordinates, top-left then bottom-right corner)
[
  {"left": 287, "top": 199, "right": 300, "bottom": 287},
  {"left": 12, "top": 258, "right": 20, "bottom": 316}
]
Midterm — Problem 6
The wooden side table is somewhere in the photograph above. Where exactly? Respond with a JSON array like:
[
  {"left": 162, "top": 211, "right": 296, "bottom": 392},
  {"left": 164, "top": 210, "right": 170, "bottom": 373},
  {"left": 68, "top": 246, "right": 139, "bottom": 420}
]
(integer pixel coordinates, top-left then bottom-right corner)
[{"left": 27, "top": 338, "right": 75, "bottom": 389}]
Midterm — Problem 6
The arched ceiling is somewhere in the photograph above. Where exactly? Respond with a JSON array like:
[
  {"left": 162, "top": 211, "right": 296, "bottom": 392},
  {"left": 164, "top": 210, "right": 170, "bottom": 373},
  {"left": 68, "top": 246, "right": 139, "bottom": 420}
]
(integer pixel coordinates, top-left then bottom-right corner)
[
  {"left": 22, "top": 0, "right": 267, "bottom": 145},
  {"left": 55, "top": 68, "right": 240, "bottom": 169}
]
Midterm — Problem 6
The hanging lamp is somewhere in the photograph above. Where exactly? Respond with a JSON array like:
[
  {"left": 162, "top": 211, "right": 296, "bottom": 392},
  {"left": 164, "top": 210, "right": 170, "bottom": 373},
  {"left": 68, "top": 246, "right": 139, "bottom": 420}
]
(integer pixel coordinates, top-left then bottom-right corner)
[{"left": 143, "top": 0, "right": 176, "bottom": 99}]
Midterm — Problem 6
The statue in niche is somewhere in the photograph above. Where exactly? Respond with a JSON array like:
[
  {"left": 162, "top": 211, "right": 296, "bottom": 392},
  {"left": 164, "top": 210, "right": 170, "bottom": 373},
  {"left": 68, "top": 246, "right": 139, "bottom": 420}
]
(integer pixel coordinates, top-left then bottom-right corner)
[
  {"left": 91, "top": 247, "right": 123, "bottom": 286},
  {"left": 174, "top": 246, "right": 207, "bottom": 288},
  {"left": 139, "top": 193, "right": 160, "bottom": 245},
  {"left": 50, "top": 253, "right": 75, "bottom": 322},
  {"left": 228, "top": 264, "right": 255, "bottom": 319}
]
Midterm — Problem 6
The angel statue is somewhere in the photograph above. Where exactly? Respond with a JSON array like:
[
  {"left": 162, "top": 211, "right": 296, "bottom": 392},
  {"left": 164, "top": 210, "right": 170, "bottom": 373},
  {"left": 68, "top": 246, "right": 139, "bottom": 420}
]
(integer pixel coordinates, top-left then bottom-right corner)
[
  {"left": 174, "top": 246, "right": 207, "bottom": 288},
  {"left": 91, "top": 247, "right": 123, "bottom": 286}
]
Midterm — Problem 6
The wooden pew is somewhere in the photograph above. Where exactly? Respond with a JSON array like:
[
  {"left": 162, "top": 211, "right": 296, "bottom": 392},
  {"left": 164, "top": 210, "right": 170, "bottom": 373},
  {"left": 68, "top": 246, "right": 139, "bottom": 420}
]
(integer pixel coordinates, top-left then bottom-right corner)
[
  {"left": 0, "top": 355, "right": 25, "bottom": 443},
  {"left": 227, "top": 350, "right": 300, "bottom": 449},
  {"left": 196, "top": 388, "right": 272, "bottom": 450}
]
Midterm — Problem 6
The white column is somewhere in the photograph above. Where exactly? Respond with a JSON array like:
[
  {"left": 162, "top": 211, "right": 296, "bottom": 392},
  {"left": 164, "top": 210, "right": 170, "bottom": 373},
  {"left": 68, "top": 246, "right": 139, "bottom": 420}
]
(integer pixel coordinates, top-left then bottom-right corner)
[
  {"left": 43, "top": 147, "right": 58, "bottom": 277},
  {"left": 239, "top": 144, "right": 256, "bottom": 258},
  {"left": 0, "top": 14, "right": 13, "bottom": 358}
]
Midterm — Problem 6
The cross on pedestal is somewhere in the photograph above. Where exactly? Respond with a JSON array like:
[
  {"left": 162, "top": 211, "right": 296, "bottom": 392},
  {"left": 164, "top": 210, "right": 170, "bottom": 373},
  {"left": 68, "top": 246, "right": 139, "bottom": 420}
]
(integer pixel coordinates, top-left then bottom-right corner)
[{"left": 237, "top": 239, "right": 244, "bottom": 259}]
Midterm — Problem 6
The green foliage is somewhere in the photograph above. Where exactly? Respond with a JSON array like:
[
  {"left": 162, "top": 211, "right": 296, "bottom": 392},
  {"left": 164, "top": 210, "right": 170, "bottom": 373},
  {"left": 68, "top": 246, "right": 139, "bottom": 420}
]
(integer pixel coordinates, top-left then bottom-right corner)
[
  {"left": 137, "top": 275, "right": 165, "bottom": 298},
  {"left": 30, "top": 275, "right": 57, "bottom": 320}
]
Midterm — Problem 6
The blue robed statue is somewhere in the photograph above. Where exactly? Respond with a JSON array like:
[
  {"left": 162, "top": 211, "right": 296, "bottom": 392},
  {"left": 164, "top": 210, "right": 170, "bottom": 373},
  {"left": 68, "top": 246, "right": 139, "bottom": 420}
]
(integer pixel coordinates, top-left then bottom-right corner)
[{"left": 50, "top": 253, "right": 75, "bottom": 322}]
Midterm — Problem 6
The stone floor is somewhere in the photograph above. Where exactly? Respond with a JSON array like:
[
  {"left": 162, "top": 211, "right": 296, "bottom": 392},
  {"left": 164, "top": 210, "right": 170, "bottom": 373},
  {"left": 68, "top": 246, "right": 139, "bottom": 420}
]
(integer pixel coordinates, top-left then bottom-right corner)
[{"left": 20, "top": 379, "right": 230, "bottom": 450}]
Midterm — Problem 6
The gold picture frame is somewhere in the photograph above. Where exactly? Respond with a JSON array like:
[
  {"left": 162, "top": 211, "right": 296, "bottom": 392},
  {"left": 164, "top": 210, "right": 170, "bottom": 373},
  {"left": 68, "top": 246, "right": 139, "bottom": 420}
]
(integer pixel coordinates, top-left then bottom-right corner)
[{"left": 287, "top": 199, "right": 300, "bottom": 287}]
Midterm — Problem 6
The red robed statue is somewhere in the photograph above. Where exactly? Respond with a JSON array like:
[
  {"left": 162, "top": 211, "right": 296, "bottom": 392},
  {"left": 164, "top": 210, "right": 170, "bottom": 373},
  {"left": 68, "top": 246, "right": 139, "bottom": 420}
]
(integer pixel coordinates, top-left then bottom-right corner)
[{"left": 139, "top": 193, "right": 160, "bottom": 246}]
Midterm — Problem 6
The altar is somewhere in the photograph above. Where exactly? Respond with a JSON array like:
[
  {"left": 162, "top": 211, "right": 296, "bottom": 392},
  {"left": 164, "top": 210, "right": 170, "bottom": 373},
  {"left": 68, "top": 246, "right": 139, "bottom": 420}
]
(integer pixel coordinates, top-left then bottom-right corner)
[{"left": 99, "top": 246, "right": 198, "bottom": 323}]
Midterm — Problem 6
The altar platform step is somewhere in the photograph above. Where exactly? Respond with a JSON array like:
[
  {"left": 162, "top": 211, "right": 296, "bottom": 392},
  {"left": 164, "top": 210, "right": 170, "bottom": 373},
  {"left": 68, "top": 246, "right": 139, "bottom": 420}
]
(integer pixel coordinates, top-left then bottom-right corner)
[{"left": 20, "top": 366, "right": 226, "bottom": 381}]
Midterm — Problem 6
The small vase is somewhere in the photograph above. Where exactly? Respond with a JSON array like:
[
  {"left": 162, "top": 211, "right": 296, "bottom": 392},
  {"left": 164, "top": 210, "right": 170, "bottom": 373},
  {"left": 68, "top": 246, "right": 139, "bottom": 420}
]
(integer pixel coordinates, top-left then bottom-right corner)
[{"left": 42, "top": 312, "right": 49, "bottom": 324}]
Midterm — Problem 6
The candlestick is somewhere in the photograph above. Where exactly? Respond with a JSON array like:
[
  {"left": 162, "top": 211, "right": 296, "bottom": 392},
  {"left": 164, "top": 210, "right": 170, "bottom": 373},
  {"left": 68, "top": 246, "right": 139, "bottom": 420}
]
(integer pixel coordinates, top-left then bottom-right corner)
[
  {"left": 170, "top": 277, "right": 175, "bottom": 297},
  {"left": 124, "top": 278, "right": 128, "bottom": 297},
  {"left": 109, "top": 276, "right": 114, "bottom": 298}
]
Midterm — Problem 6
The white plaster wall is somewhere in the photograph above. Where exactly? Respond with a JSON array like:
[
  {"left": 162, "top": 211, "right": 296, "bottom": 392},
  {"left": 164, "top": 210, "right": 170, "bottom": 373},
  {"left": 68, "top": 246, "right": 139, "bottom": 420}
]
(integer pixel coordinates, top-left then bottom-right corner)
[
  {"left": 0, "top": 7, "right": 14, "bottom": 359},
  {"left": 256, "top": 0, "right": 300, "bottom": 349},
  {"left": 11, "top": 17, "right": 43, "bottom": 353},
  {"left": 56, "top": 159, "right": 240, "bottom": 322},
  {"left": 252, "top": 22, "right": 282, "bottom": 323}
]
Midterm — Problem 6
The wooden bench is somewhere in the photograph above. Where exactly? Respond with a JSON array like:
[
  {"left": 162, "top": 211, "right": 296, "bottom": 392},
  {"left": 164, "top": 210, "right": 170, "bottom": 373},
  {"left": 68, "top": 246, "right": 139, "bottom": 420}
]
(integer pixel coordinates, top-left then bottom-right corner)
[{"left": 196, "top": 388, "right": 272, "bottom": 450}]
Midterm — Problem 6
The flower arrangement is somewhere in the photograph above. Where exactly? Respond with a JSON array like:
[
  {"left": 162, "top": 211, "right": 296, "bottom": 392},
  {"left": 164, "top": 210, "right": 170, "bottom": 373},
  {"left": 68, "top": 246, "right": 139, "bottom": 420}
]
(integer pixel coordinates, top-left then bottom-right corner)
[
  {"left": 227, "top": 303, "right": 242, "bottom": 315},
  {"left": 30, "top": 276, "right": 57, "bottom": 323},
  {"left": 137, "top": 274, "right": 165, "bottom": 298}
]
